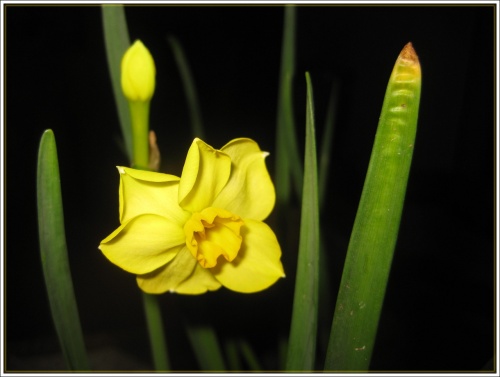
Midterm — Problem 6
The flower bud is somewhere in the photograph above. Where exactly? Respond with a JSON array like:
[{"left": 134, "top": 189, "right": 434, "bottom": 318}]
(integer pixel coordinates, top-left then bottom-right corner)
[{"left": 121, "top": 40, "right": 156, "bottom": 102}]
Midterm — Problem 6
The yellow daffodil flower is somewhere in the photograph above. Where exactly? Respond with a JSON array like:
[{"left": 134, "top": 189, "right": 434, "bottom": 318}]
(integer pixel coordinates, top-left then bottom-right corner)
[{"left": 99, "top": 138, "right": 285, "bottom": 294}]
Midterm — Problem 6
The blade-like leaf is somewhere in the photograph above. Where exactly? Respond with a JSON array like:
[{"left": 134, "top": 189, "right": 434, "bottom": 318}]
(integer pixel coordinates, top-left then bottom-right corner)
[
  {"left": 186, "top": 324, "right": 226, "bottom": 371},
  {"left": 324, "top": 43, "right": 422, "bottom": 371},
  {"left": 275, "top": 5, "right": 303, "bottom": 205},
  {"left": 102, "top": 4, "right": 132, "bottom": 162},
  {"left": 286, "top": 72, "right": 320, "bottom": 371},
  {"left": 37, "top": 129, "right": 89, "bottom": 370},
  {"left": 224, "top": 339, "right": 242, "bottom": 371},
  {"left": 167, "top": 35, "right": 205, "bottom": 140},
  {"left": 319, "top": 79, "right": 339, "bottom": 209},
  {"left": 238, "top": 339, "right": 262, "bottom": 371}
]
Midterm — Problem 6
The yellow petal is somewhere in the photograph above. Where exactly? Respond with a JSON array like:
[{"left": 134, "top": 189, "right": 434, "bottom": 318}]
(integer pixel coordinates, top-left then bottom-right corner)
[
  {"left": 136, "top": 246, "right": 221, "bottom": 294},
  {"left": 118, "top": 166, "right": 190, "bottom": 225},
  {"left": 174, "top": 263, "right": 221, "bottom": 294},
  {"left": 99, "top": 214, "right": 185, "bottom": 275},
  {"left": 178, "top": 138, "right": 231, "bottom": 213},
  {"left": 213, "top": 138, "right": 275, "bottom": 221},
  {"left": 211, "top": 219, "right": 284, "bottom": 293}
]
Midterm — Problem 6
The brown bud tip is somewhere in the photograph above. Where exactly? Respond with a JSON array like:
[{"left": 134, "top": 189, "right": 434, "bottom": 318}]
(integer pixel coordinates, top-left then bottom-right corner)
[{"left": 400, "top": 42, "right": 419, "bottom": 65}]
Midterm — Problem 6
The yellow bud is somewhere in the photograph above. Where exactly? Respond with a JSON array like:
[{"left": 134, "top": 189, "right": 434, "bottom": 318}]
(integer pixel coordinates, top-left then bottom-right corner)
[{"left": 121, "top": 40, "right": 156, "bottom": 102}]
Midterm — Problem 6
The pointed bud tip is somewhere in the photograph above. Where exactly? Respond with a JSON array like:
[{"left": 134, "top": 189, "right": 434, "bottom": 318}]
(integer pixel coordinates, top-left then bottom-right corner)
[{"left": 400, "top": 42, "right": 419, "bottom": 65}]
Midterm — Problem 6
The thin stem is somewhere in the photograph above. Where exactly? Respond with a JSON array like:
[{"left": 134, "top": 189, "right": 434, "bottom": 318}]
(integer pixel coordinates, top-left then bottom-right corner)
[
  {"left": 129, "top": 101, "right": 151, "bottom": 170},
  {"left": 142, "top": 293, "right": 170, "bottom": 370}
]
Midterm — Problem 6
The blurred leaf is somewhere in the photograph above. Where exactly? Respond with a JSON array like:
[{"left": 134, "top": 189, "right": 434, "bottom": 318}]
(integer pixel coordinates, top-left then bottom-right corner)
[
  {"left": 275, "top": 5, "right": 303, "bottom": 205},
  {"left": 319, "top": 79, "right": 339, "bottom": 209},
  {"left": 167, "top": 35, "right": 205, "bottom": 140},
  {"left": 37, "top": 129, "right": 89, "bottom": 371},
  {"left": 286, "top": 72, "right": 320, "bottom": 371},
  {"left": 238, "top": 339, "right": 262, "bottom": 371},
  {"left": 186, "top": 324, "right": 226, "bottom": 371},
  {"left": 224, "top": 339, "right": 242, "bottom": 371},
  {"left": 324, "top": 43, "right": 422, "bottom": 371},
  {"left": 102, "top": 4, "right": 132, "bottom": 161}
]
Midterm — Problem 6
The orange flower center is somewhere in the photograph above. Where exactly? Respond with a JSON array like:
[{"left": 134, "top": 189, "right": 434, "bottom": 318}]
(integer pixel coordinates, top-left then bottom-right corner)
[{"left": 184, "top": 207, "right": 244, "bottom": 268}]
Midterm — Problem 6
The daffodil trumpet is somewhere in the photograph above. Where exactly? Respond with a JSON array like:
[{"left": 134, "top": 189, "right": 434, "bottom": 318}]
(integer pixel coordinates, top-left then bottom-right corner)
[{"left": 100, "top": 138, "right": 285, "bottom": 294}]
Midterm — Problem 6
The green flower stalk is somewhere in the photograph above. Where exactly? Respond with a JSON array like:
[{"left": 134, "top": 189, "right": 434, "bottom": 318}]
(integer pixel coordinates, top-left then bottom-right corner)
[
  {"left": 121, "top": 40, "right": 156, "bottom": 169},
  {"left": 120, "top": 38, "right": 169, "bottom": 370}
]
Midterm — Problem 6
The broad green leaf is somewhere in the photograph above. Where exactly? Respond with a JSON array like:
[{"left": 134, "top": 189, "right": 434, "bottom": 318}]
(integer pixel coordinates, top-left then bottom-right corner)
[
  {"left": 324, "top": 43, "right": 422, "bottom": 371},
  {"left": 286, "top": 72, "right": 320, "bottom": 371},
  {"left": 186, "top": 324, "right": 226, "bottom": 371},
  {"left": 37, "top": 129, "right": 89, "bottom": 371},
  {"left": 275, "top": 5, "right": 303, "bottom": 205},
  {"left": 167, "top": 35, "right": 205, "bottom": 140},
  {"left": 102, "top": 4, "right": 132, "bottom": 162}
]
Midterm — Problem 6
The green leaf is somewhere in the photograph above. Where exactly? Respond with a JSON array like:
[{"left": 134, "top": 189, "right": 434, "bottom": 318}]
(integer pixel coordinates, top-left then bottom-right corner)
[
  {"left": 275, "top": 5, "right": 303, "bottom": 205},
  {"left": 324, "top": 43, "right": 422, "bottom": 371},
  {"left": 238, "top": 339, "right": 262, "bottom": 371},
  {"left": 37, "top": 129, "right": 89, "bottom": 371},
  {"left": 286, "top": 72, "right": 320, "bottom": 371},
  {"left": 186, "top": 324, "right": 226, "bottom": 371},
  {"left": 319, "top": 80, "right": 339, "bottom": 209},
  {"left": 167, "top": 35, "right": 205, "bottom": 140},
  {"left": 224, "top": 339, "right": 242, "bottom": 371},
  {"left": 317, "top": 82, "right": 340, "bottom": 341},
  {"left": 102, "top": 4, "right": 132, "bottom": 162}
]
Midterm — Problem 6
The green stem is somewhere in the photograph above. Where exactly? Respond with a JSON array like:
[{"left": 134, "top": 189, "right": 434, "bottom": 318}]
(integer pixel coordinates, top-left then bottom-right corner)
[
  {"left": 142, "top": 293, "right": 170, "bottom": 370},
  {"left": 102, "top": 5, "right": 168, "bottom": 370},
  {"left": 132, "top": 103, "right": 169, "bottom": 370},
  {"left": 129, "top": 101, "right": 151, "bottom": 170},
  {"left": 128, "top": 78, "right": 169, "bottom": 372}
]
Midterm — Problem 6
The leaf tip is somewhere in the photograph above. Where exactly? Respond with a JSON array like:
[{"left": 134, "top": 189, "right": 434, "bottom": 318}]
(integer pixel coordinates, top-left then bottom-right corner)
[{"left": 399, "top": 42, "right": 420, "bottom": 67}]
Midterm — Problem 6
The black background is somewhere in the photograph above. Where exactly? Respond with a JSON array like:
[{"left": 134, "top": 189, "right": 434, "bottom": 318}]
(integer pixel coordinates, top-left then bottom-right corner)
[{"left": 5, "top": 4, "right": 495, "bottom": 372}]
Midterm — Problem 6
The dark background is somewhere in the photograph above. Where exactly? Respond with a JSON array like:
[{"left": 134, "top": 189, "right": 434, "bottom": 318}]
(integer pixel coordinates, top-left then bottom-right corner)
[{"left": 5, "top": 4, "right": 495, "bottom": 372}]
